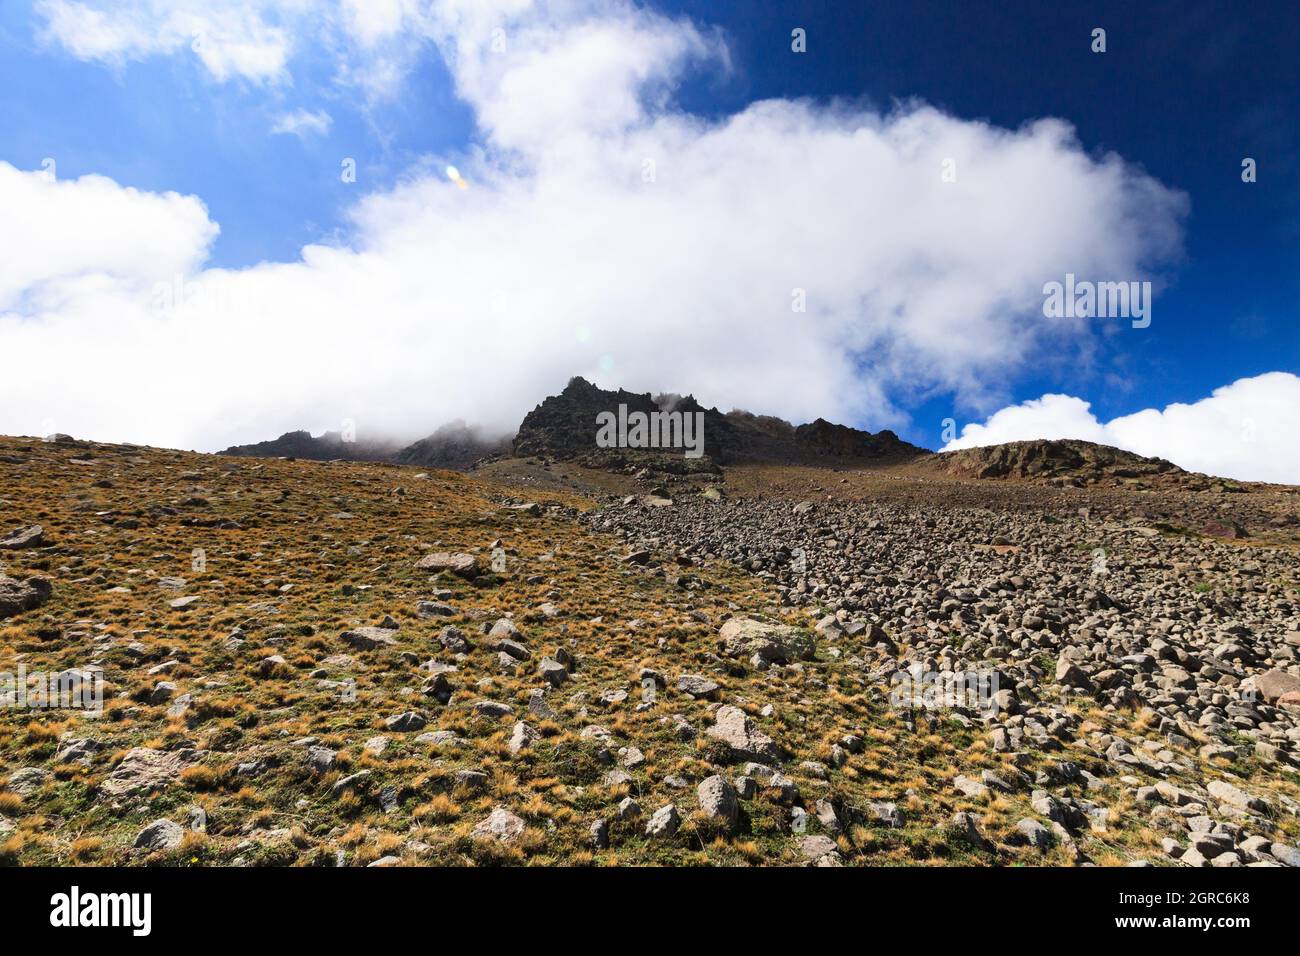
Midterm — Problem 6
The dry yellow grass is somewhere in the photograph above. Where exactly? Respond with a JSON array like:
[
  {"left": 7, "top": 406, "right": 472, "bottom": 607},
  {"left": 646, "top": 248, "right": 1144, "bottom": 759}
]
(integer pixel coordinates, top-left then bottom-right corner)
[{"left": 1, "top": 434, "right": 1297, "bottom": 868}]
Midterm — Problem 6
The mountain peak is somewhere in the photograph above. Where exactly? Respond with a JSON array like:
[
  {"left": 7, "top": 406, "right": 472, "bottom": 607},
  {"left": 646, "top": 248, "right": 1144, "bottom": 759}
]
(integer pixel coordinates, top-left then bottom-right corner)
[{"left": 514, "top": 377, "right": 930, "bottom": 466}]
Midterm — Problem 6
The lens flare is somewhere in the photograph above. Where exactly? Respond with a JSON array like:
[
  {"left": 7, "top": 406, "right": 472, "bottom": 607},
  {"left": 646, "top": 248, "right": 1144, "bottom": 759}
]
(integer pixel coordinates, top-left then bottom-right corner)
[{"left": 445, "top": 165, "right": 469, "bottom": 190}]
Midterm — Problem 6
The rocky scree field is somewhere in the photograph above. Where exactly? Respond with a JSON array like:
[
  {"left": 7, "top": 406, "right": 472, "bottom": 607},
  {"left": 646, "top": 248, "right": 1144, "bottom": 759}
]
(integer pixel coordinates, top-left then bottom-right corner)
[{"left": 1, "top": 435, "right": 1299, "bottom": 867}]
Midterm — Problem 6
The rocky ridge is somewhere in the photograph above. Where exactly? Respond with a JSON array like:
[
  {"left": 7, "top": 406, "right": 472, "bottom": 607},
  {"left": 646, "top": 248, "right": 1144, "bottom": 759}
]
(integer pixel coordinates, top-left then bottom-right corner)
[
  {"left": 513, "top": 376, "right": 929, "bottom": 469},
  {"left": 921, "top": 439, "right": 1204, "bottom": 490}
]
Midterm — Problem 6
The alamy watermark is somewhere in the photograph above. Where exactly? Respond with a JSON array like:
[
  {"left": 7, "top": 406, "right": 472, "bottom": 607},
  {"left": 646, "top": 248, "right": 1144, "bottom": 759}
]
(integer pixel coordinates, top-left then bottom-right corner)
[
  {"left": 888, "top": 668, "right": 999, "bottom": 712},
  {"left": 151, "top": 273, "right": 260, "bottom": 320},
  {"left": 50, "top": 886, "right": 151, "bottom": 936},
  {"left": 2, "top": 665, "right": 104, "bottom": 714},
  {"left": 595, "top": 404, "right": 705, "bottom": 459},
  {"left": 1043, "top": 274, "right": 1152, "bottom": 328}
]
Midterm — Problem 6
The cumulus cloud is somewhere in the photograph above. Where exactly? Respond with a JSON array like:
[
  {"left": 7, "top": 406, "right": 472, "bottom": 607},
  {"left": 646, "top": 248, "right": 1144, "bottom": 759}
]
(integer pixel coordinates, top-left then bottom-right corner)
[
  {"left": 942, "top": 373, "right": 1300, "bottom": 484},
  {"left": 33, "top": 0, "right": 483, "bottom": 93},
  {"left": 0, "top": 161, "right": 217, "bottom": 309},
  {"left": 36, "top": 0, "right": 297, "bottom": 83},
  {"left": 5, "top": 0, "right": 1189, "bottom": 454}
]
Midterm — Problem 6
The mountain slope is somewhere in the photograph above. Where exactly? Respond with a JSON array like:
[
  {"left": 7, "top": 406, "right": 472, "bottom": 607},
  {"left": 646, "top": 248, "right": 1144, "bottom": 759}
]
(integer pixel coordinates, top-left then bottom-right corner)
[{"left": 5, "top": 431, "right": 1298, "bottom": 868}]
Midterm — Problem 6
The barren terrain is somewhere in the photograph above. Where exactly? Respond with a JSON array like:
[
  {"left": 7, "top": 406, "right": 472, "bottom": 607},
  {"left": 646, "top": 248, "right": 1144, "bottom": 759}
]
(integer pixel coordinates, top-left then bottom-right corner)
[{"left": 2, "top": 434, "right": 1299, "bottom": 867}]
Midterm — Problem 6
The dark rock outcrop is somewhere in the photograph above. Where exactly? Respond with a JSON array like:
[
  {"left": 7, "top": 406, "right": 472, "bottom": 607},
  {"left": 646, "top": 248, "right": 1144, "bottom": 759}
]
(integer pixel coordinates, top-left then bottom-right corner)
[
  {"left": 0, "top": 575, "right": 52, "bottom": 619},
  {"left": 794, "top": 418, "right": 921, "bottom": 462},
  {"left": 394, "top": 421, "right": 512, "bottom": 470},
  {"left": 922, "top": 439, "right": 1190, "bottom": 487},
  {"left": 219, "top": 430, "right": 402, "bottom": 462},
  {"left": 512, "top": 376, "right": 928, "bottom": 468}
]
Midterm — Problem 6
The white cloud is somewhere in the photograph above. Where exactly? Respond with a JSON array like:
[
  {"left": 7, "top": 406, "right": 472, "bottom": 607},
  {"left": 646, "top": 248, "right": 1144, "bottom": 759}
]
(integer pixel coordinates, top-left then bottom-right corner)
[
  {"left": 0, "top": 161, "right": 217, "bottom": 310},
  {"left": 942, "top": 373, "right": 1300, "bottom": 484},
  {"left": 271, "top": 108, "right": 333, "bottom": 138},
  {"left": 4, "top": 1, "right": 1189, "bottom": 455},
  {"left": 36, "top": 0, "right": 298, "bottom": 83},
  {"left": 434, "top": 6, "right": 722, "bottom": 153},
  {"left": 35, "top": 1, "right": 691, "bottom": 104}
]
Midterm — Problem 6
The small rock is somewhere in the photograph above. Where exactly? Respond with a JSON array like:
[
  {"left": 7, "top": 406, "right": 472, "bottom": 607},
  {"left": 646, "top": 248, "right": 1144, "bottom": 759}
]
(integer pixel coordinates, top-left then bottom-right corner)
[
  {"left": 952, "top": 812, "right": 994, "bottom": 852},
  {"left": 385, "top": 711, "right": 427, "bottom": 732},
  {"left": 342, "top": 627, "right": 398, "bottom": 650},
  {"left": 697, "top": 775, "right": 739, "bottom": 832},
  {"left": 134, "top": 819, "right": 184, "bottom": 852},
  {"left": 676, "top": 674, "right": 720, "bottom": 699},
  {"left": 508, "top": 720, "right": 539, "bottom": 754},
  {"left": 415, "top": 552, "right": 478, "bottom": 577},
  {"left": 472, "top": 806, "right": 527, "bottom": 843},
  {"left": 798, "top": 834, "right": 839, "bottom": 862},
  {"left": 306, "top": 746, "right": 337, "bottom": 774},
  {"left": 706, "top": 705, "right": 780, "bottom": 763},
  {"left": 0, "top": 525, "right": 44, "bottom": 550},
  {"left": 645, "top": 804, "right": 680, "bottom": 838},
  {"left": 1014, "top": 818, "right": 1053, "bottom": 850},
  {"left": 539, "top": 658, "right": 568, "bottom": 687}
]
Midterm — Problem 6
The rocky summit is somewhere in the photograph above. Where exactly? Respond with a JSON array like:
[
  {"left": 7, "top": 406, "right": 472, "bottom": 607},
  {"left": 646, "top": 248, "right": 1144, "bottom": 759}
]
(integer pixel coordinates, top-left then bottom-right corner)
[
  {"left": 0, "top": 410, "right": 1298, "bottom": 868},
  {"left": 513, "top": 376, "right": 930, "bottom": 470}
]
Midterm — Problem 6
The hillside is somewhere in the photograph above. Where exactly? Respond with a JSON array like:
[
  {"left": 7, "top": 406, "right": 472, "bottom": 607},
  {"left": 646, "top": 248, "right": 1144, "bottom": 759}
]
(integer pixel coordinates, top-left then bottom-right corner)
[{"left": 1, "top": 433, "right": 1299, "bottom": 867}]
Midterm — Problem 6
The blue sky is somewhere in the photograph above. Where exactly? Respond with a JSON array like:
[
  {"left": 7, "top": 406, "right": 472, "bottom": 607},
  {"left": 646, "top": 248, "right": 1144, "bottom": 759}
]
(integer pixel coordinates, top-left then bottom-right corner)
[
  {"left": 1, "top": 1, "right": 1297, "bottom": 480},
  {"left": 657, "top": 0, "right": 1299, "bottom": 444},
  {"left": 0, "top": 4, "right": 474, "bottom": 268}
]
